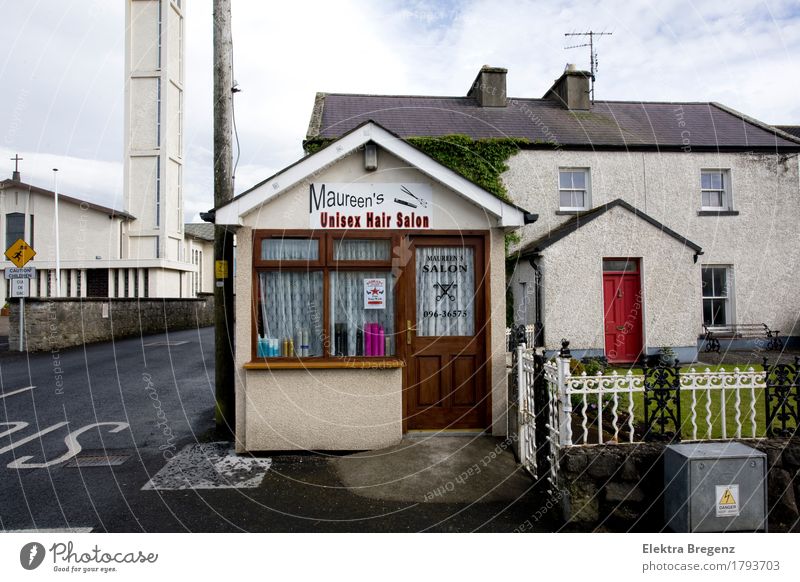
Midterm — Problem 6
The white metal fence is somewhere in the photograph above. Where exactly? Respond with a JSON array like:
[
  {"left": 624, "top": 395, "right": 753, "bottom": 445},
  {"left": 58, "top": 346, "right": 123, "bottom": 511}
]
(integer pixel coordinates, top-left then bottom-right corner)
[{"left": 561, "top": 365, "right": 767, "bottom": 445}]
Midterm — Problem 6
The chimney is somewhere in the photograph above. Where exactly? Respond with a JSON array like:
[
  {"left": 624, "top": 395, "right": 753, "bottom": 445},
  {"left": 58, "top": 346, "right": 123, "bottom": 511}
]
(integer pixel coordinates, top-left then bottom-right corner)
[
  {"left": 467, "top": 65, "right": 507, "bottom": 107},
  {"left": 544, "top": 64, "right": 591, "bottom": 110}
]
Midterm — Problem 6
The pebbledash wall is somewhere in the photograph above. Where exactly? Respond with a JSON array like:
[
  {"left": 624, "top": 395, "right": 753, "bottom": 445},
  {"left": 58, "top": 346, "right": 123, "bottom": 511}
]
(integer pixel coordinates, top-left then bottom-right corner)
[
  {"left": 8, "top": 295, "right": 214, "bottom": 351},
  {"left": 558, "top": 440, "right": 800, "bottom": 532},
  {"left": 508, "top": 150, "right": 800, "bottom": 358}
]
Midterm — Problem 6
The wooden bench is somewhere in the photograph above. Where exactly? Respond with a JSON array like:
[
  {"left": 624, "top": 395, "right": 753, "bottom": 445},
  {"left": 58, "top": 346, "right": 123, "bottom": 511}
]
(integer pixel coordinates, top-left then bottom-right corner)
[{"left": 702, "top": 323, "right": 782, "bottom": 353}]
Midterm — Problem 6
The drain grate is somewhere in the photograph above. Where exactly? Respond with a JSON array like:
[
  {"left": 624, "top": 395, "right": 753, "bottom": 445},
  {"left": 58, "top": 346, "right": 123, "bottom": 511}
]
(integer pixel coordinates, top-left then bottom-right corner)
[
  {"left": 143, "top": 341, "right": 190, "bottom": 347},
  {"left": 66, "top": 454, "right": 130, "bottom": 468}
]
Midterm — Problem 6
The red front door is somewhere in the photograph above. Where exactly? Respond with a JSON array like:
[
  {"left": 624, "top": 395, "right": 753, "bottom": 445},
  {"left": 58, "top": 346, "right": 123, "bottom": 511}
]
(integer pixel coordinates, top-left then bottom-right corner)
[{"left": 602, "top": 259, "right": 643, "bottom": 364}]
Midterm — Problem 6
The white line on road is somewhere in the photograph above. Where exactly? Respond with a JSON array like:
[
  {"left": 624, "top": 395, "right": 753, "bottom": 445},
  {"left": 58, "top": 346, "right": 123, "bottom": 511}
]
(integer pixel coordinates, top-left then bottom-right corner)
[{"left": 0, "top": 386, "right": 35, "bottom": 400}]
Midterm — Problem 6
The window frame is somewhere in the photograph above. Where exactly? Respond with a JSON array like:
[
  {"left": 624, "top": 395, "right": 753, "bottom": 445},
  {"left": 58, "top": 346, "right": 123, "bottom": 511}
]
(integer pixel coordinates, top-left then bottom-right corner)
[
  {"left": 251, "top": 230, "right": 400, "bottom": 362},
  {"left": 701, "top": 265, "right": 734, "bottom": 328},
  {"left": 558, "top": 168, "right": 591, "bottom": 212},
  {"left": 5, "top": 212, "right": 26, "bottom": 249},
  {"left": 700, "top": 169, "right": 732, "bottom": 211}
]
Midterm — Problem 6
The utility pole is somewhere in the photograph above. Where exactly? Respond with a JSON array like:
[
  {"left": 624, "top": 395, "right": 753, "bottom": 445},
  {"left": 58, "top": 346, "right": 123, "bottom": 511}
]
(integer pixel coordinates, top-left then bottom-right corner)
[{"left": 213, "top": 0, "right": 235, "bottom": 437}]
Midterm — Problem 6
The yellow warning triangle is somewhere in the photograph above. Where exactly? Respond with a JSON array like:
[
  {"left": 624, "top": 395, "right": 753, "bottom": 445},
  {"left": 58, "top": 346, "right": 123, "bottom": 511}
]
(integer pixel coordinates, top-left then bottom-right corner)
[{"left": 719, "top": 488, "right": 736, "bottom": 505}]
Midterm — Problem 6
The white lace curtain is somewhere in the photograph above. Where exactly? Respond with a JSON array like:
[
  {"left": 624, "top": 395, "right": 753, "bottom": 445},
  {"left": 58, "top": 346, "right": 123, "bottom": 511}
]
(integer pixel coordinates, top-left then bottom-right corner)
[
  {"left": 415, "top": 246, "right": 475, "bottom": 336},
  {"left": 330, "top": 271, "right": 395, "bottom": 356},
  {"left": 259, "top": 271, "right": 323, "bottom": 356}
]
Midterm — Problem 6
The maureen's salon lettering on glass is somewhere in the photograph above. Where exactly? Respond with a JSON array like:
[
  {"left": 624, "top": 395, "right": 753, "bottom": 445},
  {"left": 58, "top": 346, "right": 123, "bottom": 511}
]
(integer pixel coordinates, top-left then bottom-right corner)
[{"left": 416, "top": 247, "right": 475, "bottom": 337}]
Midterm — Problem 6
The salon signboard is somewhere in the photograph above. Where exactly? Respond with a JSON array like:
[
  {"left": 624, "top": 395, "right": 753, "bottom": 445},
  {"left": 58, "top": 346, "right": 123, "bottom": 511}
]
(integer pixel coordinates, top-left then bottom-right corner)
[{"left": 309, "top": 183, "right": 432, "bottom": 230}]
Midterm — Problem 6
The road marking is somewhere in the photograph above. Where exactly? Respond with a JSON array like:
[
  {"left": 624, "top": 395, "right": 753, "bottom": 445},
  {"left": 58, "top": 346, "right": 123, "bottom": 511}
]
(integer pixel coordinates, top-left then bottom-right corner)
[
  {"left": 0, "top": 385, "right": 35, "bottom": 400},
  {"left": 0, "top": 421, "right": 131, "bottom": 469},
  {"left": 5, "top": 422, "right": 130, "bottom": 469},
  {"left": 2, "top": 528, "right": 94, "bottom": 533},
  {"left": 0, "top": 422, "right": 69, "bottom": 456}
]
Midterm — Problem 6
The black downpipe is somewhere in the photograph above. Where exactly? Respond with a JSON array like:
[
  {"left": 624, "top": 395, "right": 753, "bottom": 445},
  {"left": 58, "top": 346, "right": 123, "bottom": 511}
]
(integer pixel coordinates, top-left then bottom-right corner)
[{"left": 529, "top": 256, "right": 544, "bottom": 347}]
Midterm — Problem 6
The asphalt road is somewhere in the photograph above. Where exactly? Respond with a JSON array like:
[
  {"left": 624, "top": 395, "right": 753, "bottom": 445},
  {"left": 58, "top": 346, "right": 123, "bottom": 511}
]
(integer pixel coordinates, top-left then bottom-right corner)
[{"left": 0, "top": 327, "right": 553, "bottom": 533}]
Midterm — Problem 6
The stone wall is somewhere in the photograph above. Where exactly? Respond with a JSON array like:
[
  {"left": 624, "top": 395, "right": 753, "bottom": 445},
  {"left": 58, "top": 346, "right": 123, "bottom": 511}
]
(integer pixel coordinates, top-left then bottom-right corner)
[
  {"left": 559, "top": 440, "right": 800, "bottom": 532},
  {"left": 8, "top": 294, "right": 214, "bottom": 351}
]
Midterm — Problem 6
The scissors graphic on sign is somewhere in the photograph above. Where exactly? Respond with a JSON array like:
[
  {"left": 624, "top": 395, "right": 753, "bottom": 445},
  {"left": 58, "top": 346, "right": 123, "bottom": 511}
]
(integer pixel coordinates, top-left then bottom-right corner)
[{"left": 434, "top": 282, "right": 457, "bottom": 301}]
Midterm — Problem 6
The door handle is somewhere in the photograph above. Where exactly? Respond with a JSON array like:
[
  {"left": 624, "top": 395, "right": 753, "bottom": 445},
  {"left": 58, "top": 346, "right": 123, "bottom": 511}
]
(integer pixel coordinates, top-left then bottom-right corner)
[
  {"left": 616, "top": 325, "right": 625, "bottom": 331},
  {"left": 407, "top": 320, "right": 415, "bottom": 345}
]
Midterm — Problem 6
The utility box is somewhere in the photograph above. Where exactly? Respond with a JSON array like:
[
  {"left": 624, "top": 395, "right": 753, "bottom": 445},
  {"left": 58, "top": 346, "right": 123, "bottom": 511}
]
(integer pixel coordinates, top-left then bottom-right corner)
[{"left": 664, "top": 442, "right": 767, "bottom": 532}]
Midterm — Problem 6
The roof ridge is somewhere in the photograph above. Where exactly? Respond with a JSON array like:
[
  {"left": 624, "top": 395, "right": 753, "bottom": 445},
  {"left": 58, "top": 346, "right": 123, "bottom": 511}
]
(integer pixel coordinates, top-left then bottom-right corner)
[
  {"left": 0, "top": 179, "right": 133, "bottom": 219},
  {"left": 710, "top": 102, "right": 800, "bottom": 145}
]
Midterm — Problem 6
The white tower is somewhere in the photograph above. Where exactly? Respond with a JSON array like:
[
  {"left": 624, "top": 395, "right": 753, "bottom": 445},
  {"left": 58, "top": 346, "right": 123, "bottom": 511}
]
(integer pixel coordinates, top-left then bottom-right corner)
[{"left": 123, "top": 0, "right": 185, "bottom": 295}]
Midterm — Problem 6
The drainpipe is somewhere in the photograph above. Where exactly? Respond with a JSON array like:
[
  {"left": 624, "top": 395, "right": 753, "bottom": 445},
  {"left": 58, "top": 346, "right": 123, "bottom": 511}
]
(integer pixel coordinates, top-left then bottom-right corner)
[{"left": 528, "top": 255, "right": 544, "bottom": 347}]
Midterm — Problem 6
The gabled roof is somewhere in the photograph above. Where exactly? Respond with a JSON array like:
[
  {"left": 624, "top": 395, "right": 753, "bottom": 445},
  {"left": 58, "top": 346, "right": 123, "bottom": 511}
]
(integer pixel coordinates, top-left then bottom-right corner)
[
  {"left": 215, "top": 120, "right": 533, "bottom": 227},
  {"left": 308, "top": 93, "right": 800, "bottom": 151},
  {"left": 184, "top": 223, "right": 214, "bottom": 241},
  {"left": 518, "top": 199, "right": 703, "bottom": 257},
  {"left": 0, "top": 178, "right": 134, "bottom": 220},
  {"left": 776, "top": 125, "right": 800, "bottom": 140}
]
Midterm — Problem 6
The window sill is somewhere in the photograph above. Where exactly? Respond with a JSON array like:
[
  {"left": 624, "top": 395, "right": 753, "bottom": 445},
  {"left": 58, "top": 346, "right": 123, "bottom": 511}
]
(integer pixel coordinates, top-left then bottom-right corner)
[
  {"left": 244, "top": 358, "right": 405, "bottom": 370},
  {"left": 556, "top": 209, "right": 589, "bottom": 215},
  {"left": 697, "top": 210, "right": 739, "bottom": 216}
]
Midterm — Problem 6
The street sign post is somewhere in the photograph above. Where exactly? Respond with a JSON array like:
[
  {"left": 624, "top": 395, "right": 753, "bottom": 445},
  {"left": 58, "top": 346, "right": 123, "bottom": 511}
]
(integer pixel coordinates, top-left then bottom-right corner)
[
  {"left": 4, "top": 266, "right": 36, "bottom": 279},
  {"left": 4, "top": 238, "right": 36, "bottom": 268},
  {"left": 4, "top": 238, "right": 36, "bottom": 351},
  {"left": 10, "top": 278, "right": 29, "bottom": 298}
]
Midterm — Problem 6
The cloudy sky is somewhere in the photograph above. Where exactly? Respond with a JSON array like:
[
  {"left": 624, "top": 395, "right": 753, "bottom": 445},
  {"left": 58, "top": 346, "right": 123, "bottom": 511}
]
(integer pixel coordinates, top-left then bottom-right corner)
[{"left": 1, "top": 0, "right": 798, "bottom": 221}]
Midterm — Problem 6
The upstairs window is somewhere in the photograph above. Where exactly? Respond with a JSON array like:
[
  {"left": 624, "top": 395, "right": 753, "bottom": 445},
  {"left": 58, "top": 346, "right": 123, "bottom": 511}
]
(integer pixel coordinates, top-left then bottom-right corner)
[
  {"left": 559, "top": 168, "right": 590, "bottom": 211},
  {"left": 701, "top": 169, "right": 731, "bottom": 210}
]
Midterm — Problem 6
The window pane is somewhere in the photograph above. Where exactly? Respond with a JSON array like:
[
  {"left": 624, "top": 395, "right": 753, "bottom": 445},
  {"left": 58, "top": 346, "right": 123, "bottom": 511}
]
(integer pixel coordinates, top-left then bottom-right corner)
[
  {"left": 416, "top": 246, "right": 475, "bottom": 336},
  {"left": 701, "top": 268, "right": 714, "bottom": 297},
  {"left": 704, "top": 298, "right": 727, "bottom": 326},
  {"left": 701, "top": 173, "right": 712, "bottom": 189},
  {"left": 258, "top": 271, "right": 323, "bottom": 357},
  {"left": 603, "top": 259, "right": 637, "bottom": 272},
  {"left": 712, "top": 268, "right": 727, "bottom": 297},
  {"left": 559, "top": 191, "right": 573, "bottom": 208},
  {"left": 710, "top": 172, "right": 723, "bottom": 189},
  {"left": 333, "top": 239, "right": 391, "bottom": 261},
  {"left": 262, "top": 238, "right": 319, "bottom": 261},
  {"left": 330, "top": 271, "right": 395, "bottom": 356},
  {"left": 573, "top": 190, "right": 585, "bottom": 208},
  {"left": 559, "top": 172, "right": 572, "bottom": 189},
  {"left": 6, "top": 212, "right": 25, "bottom": 249},
  {"left": 571, "top": 171, "right": 586, "bottom": 189}
]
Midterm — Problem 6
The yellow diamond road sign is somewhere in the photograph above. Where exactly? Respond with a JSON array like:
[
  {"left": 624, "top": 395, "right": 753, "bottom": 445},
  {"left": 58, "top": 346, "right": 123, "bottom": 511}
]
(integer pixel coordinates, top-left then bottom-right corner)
[{"left": 4, "top": 239, "right": 36, "bottom": 268}]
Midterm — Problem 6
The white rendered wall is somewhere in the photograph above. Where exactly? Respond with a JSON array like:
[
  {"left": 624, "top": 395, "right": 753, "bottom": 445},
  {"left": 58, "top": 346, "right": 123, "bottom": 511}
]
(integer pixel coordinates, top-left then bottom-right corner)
[{"left": 505, "top": 150, "right": 800, "bottom": 340}]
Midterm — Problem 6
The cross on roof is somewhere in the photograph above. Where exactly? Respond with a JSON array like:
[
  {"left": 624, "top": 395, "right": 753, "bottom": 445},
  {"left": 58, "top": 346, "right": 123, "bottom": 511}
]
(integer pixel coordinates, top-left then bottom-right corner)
[{"left": 10, "top": 154, "right": 22, "bottom": 173}]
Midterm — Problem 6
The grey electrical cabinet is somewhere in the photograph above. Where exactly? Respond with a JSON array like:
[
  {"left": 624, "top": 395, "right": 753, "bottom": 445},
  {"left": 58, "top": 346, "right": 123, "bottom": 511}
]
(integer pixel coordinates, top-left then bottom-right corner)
[{"left": 664, "top": 442, "right": 767, "bottom": 532}]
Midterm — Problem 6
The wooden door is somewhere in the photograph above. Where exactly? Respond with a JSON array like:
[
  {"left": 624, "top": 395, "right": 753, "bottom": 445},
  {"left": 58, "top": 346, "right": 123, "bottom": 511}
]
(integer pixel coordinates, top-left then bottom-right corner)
[
  {"left": 602, "top": 259, "right": 644, "bottom": 364},
  {"left": 404, "top": 236, "right": 489, "bottom": 430}
]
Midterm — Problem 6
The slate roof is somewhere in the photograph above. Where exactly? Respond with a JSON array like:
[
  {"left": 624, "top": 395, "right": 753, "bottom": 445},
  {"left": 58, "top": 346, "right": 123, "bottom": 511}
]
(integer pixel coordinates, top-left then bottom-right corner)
[
  {"left": 0, "top": 178, "right": 134, "bottom": 219},
  {"left": 518, "top": 199, "right": 703, "bottom": 257},
  {"left": 776, "top": 125, "right": 800, "bottom": 140},
  {"left": 309, "top": 93, "right": 800, "bottom": 151},
  {"left": 184, "top": 222, "right": 214, "bottom": 241}
]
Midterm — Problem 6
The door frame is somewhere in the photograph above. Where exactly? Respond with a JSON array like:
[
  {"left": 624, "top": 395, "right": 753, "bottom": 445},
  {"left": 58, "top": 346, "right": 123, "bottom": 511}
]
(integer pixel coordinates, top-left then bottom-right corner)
[
  {"left": 400, "top": 231, "right": 492, "bottom": 433},
  {"left": 601, "top": 257, "right": 645, "bottom": 364}
]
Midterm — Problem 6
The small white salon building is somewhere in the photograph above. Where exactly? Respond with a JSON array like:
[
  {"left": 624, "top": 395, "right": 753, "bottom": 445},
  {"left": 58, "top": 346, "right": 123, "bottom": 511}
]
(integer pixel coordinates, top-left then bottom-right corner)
[{"left": 214, "top": 121, "right": 534, "bottom": 451}]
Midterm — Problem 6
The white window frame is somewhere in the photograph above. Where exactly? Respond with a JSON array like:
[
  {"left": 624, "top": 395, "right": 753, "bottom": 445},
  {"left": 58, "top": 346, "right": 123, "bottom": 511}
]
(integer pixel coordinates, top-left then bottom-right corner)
[
  {"left": 701, "top": 264, "right": 734, "bottom": 328},
  {"left": 700, "top": 169, "right": 732, "bottom": 211},
  {"left": 558, "top": 168, "right": 591, "bottom": 211}
]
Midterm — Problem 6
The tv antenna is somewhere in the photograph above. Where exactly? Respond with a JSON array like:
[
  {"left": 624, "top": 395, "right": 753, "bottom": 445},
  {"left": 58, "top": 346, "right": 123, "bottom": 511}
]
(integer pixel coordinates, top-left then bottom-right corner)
[{"left": 565, "top": 31, "right": 613, "bottom": 102}]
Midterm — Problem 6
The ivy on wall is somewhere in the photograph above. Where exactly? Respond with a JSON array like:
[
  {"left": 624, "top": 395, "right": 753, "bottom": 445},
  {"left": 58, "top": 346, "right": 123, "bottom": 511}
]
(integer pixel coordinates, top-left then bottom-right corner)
[
  {"left": 304, "top": 134, "right": 527, "bottom": 202},
  {"left": 405, "top": 135, "right": 527, "bottom": 202}
]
